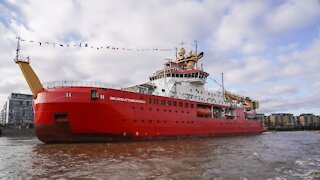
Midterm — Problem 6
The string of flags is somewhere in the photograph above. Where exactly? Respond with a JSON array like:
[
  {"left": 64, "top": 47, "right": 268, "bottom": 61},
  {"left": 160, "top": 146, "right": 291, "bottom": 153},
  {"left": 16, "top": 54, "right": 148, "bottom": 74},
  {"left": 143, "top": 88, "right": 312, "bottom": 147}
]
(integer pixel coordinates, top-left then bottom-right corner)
[{"left": 18, "top": 37, "right": 175, "bottom": 52}]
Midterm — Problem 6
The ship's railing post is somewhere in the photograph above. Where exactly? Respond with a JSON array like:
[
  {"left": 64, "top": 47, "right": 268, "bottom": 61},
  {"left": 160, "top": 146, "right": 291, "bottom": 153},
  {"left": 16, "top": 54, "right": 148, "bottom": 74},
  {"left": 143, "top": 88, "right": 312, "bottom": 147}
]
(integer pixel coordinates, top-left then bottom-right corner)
[{"left": 211, "top": 106, "right": 214, "bottom": 118}]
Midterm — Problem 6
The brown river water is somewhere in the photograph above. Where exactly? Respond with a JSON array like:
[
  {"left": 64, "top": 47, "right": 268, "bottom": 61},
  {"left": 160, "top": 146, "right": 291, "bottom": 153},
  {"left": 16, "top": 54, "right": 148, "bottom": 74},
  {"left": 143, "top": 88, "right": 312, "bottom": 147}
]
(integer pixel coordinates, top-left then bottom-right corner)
[{"left": 0, "top": 131, "right": 319, "bottom": 179}]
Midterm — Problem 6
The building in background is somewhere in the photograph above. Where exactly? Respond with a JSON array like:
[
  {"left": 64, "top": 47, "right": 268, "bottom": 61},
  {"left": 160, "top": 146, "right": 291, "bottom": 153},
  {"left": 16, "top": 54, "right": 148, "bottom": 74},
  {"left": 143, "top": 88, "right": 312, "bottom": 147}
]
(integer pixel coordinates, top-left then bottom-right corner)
[
  {"left": 0, "top": 93, "right": 34, "bottom": 128},
  {"left": 256, "top": 113, "right": 268, "bottom": 126},
  {"left": 298, "top": 114, "right": 314, "bottom": 127},
  {"left": 0, "top": 102, "right": 7, "bottom": 126},
  {"left": 269, "top": 113, "right": 294, "bottom": 128}
]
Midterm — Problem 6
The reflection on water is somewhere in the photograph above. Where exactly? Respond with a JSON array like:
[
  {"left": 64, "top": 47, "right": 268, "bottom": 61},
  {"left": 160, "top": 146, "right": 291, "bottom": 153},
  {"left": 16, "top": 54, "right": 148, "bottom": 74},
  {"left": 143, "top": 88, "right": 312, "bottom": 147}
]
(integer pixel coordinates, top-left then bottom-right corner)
[{"left": 0, "top": 132, "right": 319, "bottom": 179}]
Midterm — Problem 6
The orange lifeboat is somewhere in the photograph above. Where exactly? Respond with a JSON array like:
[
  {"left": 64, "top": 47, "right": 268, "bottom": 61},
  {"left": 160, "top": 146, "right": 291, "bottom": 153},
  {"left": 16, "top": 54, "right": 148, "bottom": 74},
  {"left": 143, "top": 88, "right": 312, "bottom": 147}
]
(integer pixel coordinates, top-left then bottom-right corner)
[{"left": 197, "top": 108, "right": 211, "bottom": 116}]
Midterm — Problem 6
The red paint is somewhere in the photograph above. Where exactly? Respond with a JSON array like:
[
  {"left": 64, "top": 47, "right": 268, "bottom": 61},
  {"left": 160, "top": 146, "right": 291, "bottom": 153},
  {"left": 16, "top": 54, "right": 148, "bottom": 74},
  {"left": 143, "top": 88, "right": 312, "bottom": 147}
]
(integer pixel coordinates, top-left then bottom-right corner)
[{"left": 33, "top": 87, "right": 267, "bottom": 143}]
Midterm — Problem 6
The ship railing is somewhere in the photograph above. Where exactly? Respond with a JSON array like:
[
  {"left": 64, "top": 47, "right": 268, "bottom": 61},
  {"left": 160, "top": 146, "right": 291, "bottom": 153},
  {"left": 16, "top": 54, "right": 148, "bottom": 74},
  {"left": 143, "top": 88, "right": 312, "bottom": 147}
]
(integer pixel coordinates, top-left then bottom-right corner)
[{"left": 42, "top": 81, "right": 121, "bottom": 90}]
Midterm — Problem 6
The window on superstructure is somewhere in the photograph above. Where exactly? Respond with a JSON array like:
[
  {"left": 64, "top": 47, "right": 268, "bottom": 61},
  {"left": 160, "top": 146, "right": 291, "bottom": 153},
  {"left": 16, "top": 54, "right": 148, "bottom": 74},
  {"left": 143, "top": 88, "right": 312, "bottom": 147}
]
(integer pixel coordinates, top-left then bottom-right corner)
[
  {"left": 154, "top": 98, "right": 158, "bottom": 104},
  {"left": 173, "top": 101, "right": 177, "bottom": 106},
  {"left": 167, "top": 74, "right": 171, "bottom": 77},
  {"left": 188, "top": 74, "right": 191, "bottom": 78},
  {"left": 190, "top": 104, "right": 194, "bottom": 108},
  {"left": 185, "top": 103, "right": 188, "bottom": 108},
  {"left": 161, "top": 100, "right": 165, "bottom": 105},
  {"left": 184, "top": 74, "right": 187, "bottom": 77},
  {"left": 91, "top": 90, "right": 99, "bottom": 99},
  {"left": 195, "top": 73, "right": 198, "bottom": 78},
  {"left": 167, "top": 100, "right": 172, "bottom": 106},
  {"left": 179, "top": 102, "right": 183, "bottom": 107},
  {"left": 180, "top": 74, "right": 183, "bottom": 78},
  {"left": 191, "top": 73, "right": 195, "bottom": 78}
]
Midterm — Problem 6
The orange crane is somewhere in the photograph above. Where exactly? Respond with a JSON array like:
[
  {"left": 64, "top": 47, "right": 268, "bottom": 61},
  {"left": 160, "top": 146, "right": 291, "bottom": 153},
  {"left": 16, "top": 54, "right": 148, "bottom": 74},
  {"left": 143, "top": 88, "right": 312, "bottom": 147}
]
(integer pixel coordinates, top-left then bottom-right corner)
[{"left": 224, "top": 91, "right": 259, "bottom": 111}]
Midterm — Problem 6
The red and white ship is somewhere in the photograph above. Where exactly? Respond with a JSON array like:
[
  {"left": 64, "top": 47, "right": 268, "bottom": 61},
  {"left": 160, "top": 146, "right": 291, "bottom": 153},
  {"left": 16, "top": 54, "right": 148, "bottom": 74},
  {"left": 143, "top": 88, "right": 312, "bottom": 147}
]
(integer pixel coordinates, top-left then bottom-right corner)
[{"left": 15, "top": 39, "right": 267, "bottom": 143}]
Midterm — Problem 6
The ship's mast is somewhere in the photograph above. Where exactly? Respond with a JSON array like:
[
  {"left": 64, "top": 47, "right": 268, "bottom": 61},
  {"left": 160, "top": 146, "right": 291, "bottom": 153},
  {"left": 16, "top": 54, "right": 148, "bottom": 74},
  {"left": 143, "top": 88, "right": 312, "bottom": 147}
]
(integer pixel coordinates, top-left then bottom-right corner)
[
  {"left": 194, "top": 40, "right": 198, "bottom": 69},
  {"left": 15, "top": 36, "right": 21, "bottom": 62},
  {"left": 222, "top": 72, "right": 225, "bottom": 100}
]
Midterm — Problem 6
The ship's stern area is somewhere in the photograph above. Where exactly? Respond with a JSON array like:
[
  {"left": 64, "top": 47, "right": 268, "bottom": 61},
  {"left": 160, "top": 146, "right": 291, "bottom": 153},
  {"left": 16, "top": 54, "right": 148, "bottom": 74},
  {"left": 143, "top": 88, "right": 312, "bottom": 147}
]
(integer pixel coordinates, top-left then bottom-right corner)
[{"left": 33, "top": 87, "right": 130, "bottom": 143}]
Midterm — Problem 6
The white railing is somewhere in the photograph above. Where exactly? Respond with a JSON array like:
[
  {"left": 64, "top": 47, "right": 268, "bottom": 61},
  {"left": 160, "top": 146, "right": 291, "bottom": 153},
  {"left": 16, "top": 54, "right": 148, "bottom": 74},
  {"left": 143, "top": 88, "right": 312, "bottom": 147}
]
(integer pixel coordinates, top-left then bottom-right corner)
[{"left": 42, "top": 81, "right": 121, "bottom": 89}]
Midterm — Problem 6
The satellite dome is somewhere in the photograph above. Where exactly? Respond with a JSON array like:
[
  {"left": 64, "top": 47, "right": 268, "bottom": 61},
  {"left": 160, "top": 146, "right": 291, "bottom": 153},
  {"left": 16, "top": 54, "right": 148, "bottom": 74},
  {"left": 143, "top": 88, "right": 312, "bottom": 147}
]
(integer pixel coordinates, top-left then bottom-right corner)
[{"left": 178, "top": 48, "right": 186, "bottom": 56}]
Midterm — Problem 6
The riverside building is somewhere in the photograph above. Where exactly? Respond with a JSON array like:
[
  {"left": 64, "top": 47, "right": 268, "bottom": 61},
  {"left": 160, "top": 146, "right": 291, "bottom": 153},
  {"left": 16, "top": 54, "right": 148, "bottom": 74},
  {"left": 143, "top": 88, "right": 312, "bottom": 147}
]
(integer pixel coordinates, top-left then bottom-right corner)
[{"left": 0, "top": 93, "right": 34, "bottom": 127}]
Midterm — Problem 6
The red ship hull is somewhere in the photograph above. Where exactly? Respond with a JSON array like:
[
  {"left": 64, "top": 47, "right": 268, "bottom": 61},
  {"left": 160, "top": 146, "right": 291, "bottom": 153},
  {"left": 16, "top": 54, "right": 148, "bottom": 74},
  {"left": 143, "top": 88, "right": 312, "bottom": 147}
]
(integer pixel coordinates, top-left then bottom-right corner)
[{"left": 33, "top": 87, "right": 267, "bottom": 143}]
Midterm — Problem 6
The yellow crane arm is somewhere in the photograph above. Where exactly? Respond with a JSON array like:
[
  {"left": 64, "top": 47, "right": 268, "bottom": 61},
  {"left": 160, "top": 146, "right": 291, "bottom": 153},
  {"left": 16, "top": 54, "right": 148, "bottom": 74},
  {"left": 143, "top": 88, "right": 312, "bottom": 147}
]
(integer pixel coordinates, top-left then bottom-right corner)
[
  {"left": 224, "top": 91, "right": 259, "bottom": 110},
  {"left": 16, "top": 60, "right": 43, "bottom": 98}
]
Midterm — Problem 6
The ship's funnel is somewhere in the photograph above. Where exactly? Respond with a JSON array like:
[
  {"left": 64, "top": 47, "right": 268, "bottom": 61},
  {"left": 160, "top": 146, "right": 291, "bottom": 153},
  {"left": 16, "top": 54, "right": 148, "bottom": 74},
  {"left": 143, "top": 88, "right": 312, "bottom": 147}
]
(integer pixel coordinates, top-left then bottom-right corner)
[{"left": 16, "top": 60, "right": 43, "bottom": 98}]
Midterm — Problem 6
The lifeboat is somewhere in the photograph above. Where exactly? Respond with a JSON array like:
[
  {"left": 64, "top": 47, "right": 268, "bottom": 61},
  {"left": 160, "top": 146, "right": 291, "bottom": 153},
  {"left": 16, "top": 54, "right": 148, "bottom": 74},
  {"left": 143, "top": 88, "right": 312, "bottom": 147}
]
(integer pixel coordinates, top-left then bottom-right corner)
[{"left": 197, "top": 107, "right": 211, "bottom": 116}]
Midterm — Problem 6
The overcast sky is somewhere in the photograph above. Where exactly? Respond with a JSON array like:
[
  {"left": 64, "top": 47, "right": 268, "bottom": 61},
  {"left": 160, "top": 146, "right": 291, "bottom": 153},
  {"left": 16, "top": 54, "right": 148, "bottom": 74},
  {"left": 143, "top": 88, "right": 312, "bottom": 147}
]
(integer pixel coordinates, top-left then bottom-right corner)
[{"left": 1, "top": 0, "right": 320, "bottom": 115}]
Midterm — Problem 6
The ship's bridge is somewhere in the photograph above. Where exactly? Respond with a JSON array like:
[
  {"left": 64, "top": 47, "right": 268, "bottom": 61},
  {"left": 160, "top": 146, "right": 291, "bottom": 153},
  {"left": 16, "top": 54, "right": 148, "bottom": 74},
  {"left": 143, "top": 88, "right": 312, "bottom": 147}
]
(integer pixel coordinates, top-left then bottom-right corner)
[
  {"left": 149, "top": 58, "right": 209, "bottom": 85},
  {"left": 149, "top": 68, "right": 209, "bottom": 85}
]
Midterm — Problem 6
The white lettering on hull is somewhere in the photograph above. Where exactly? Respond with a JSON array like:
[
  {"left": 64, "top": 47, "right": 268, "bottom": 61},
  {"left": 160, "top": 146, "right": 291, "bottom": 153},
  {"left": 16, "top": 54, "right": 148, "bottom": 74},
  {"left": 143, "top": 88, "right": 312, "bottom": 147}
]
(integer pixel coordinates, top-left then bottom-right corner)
[{"left": 110, "top": 96, "right": 146, "bottom": 104}]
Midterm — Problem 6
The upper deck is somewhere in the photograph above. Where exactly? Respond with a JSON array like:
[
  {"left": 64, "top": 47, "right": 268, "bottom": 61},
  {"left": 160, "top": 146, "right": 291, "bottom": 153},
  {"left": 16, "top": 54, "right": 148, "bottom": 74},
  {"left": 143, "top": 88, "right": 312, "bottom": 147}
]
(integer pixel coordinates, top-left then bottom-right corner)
[{"left": 42, "top": 81, "right": 121, "bottom": 90}]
